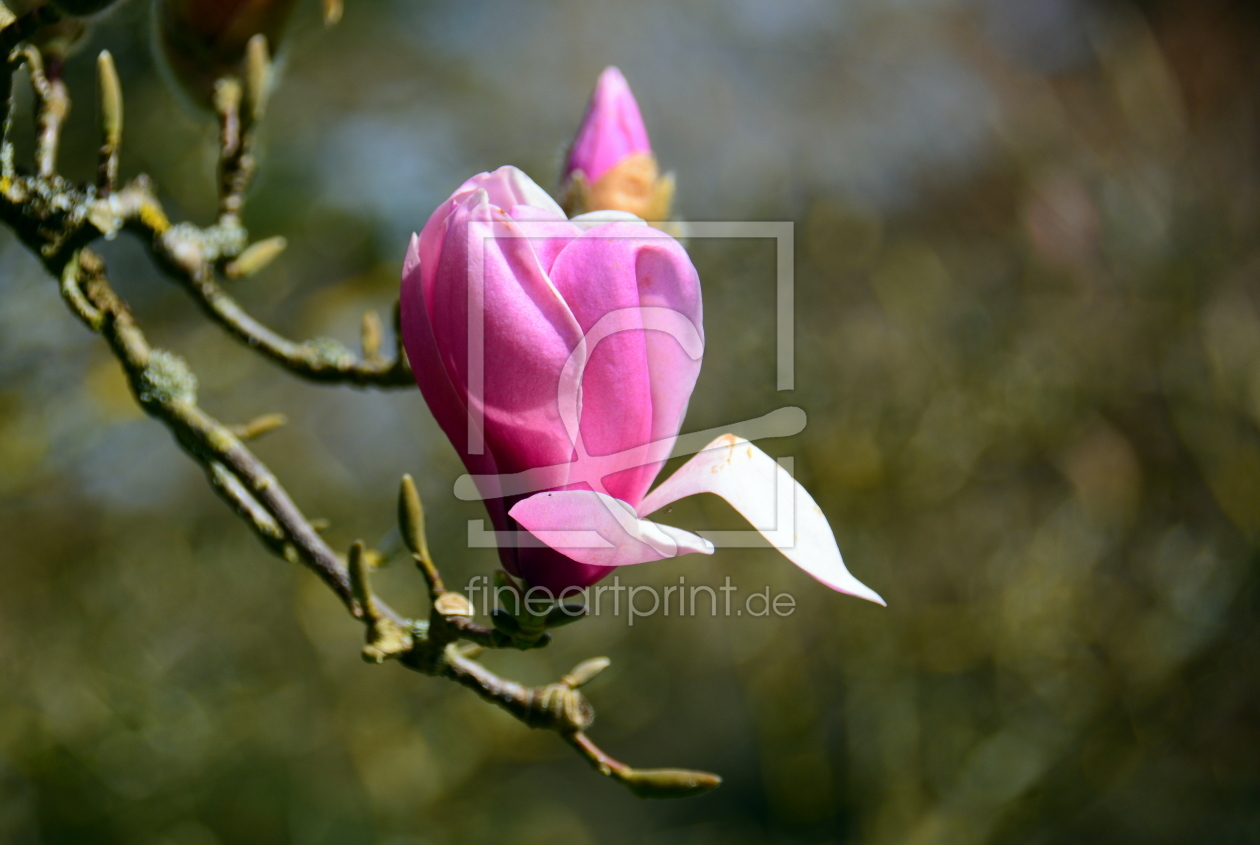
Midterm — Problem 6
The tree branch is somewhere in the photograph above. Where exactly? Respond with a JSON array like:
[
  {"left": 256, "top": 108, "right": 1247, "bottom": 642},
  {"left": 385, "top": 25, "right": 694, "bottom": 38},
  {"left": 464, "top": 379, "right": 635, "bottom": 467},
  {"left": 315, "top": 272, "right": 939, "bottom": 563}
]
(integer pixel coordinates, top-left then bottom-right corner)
[{"left": 0, "top": 25, "right": 720, "bottom": 799}]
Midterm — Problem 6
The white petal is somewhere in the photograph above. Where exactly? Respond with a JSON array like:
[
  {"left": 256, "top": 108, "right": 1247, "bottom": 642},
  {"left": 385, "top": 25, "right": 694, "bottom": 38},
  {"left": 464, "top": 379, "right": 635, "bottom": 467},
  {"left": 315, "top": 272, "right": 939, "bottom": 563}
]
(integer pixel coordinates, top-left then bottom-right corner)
[
  {"left": 638, "top": 435, "right": 885, "bottom": 605},
  {"left": 509, "top": 490, "right": 714, "bottom": 568}
]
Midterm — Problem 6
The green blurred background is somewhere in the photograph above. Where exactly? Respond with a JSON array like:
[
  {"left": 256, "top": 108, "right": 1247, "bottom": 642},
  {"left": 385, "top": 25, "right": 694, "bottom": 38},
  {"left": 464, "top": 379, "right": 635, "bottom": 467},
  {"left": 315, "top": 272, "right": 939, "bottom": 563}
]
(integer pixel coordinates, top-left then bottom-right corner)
[{"left": 3, "top": 0, "right": 1260, "bottom": 842}]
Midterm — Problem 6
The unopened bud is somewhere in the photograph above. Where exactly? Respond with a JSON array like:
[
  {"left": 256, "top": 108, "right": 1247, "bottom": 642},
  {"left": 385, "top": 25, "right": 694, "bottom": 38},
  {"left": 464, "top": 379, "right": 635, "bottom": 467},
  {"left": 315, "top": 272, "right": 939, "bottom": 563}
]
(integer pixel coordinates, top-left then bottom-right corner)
[
  {"left": 397, "top": 474, "right": 431, "bottom": 563},
  {"left": 96, "top": 49, "right": 122, "bottom": 191},
  {"left": 561, "top": 67, "right": 674, "bottom": 222},
  {"left": 229, "top": 412, "right": 287, "bottom": 441},
  {"left": 241, "top": 33, "right": 270, "bottom": 128},
  {"left": 225, "top": 235, "right": 286, "bottom": 278},
  {"left": 617, "top": 768, "right": 722, "bottom": 800},
  {"left": 562, "top": 656, "right": 610, "bottom": 688},
  {"left": 96, "top": 50, "right": 122, "bottom": 146}
]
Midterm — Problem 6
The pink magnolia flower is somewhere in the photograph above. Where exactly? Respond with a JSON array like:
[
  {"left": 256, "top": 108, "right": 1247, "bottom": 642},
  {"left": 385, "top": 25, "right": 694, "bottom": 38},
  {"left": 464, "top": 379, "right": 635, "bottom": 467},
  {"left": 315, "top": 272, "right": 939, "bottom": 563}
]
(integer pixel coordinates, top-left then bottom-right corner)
[
  {"left": 401, "top": 166, "right": 882, "bottom": 605},
  {"left": 561, "top": 67, "right": 676, "bottom": 223}
]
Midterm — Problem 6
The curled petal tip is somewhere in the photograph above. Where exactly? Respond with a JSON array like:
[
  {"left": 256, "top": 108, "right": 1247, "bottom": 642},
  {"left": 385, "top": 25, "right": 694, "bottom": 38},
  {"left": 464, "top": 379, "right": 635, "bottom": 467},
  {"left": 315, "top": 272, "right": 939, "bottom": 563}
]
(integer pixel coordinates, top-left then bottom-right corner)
[
  {"left": 842, "top": 579, "right": 886, "bottom": 607},
  {"left": 639, "top": 436, "right": 881, "bottom": 604}
]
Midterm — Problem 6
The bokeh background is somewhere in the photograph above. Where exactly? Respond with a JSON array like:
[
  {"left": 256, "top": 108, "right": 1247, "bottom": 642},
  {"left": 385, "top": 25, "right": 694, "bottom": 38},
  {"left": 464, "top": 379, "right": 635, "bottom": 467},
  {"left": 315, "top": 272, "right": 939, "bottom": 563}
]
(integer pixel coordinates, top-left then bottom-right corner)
[{"left": 3, "top": 0, "right": 1260, "bottom": 842}]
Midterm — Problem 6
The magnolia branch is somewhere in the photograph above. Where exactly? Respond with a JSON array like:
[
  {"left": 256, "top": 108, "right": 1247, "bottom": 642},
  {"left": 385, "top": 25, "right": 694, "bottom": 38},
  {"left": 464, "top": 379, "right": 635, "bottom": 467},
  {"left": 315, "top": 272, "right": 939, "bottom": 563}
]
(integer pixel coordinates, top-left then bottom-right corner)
[{"left": 0, "top": 20, "right": 718, "bottom": 799}]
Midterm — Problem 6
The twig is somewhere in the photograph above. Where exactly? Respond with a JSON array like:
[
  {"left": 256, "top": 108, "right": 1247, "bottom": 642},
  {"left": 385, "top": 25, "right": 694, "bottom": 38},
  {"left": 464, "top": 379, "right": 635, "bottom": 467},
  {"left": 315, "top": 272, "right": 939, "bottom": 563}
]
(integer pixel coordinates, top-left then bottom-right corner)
[
  {"left": 22, "top": 46, "right": 67, "bottom": 179},
  {"left": 120, "top": 195, "right": 415, "bottom": 386},
  {"left": 61, "top": 248, "right": 363, "bottom": 612},
  {"left": 59, "top": 252, "right": 705, "bottom": 795}
]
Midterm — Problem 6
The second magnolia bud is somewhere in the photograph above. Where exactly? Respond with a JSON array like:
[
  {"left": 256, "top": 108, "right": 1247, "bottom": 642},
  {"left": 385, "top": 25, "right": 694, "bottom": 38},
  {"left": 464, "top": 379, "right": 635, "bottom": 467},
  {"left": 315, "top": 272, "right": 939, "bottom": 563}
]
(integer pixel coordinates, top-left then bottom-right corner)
[{"left": 560, "top": 67, "right": 675, "bottom": 222}]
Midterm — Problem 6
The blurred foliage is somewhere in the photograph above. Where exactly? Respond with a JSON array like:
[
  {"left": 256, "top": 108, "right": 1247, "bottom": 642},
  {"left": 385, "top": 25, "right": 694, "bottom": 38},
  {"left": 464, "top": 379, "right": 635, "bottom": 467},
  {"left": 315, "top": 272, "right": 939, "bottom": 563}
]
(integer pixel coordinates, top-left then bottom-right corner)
[{"left": 2, "top": 0, "right": 1260, "bottom": 843}]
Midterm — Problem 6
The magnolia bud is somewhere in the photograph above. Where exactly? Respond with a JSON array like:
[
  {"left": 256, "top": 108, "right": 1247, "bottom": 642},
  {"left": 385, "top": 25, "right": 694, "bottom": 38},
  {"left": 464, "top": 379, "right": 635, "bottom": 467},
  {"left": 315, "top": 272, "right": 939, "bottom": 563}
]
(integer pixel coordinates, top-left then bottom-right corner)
[
  {"left": 617, "top": 767, "right": 722, "bottom": 799},
  {"left": 397, "top": 474, "right": 432, "bottom": 564},
  {"left": 153, "top": 0, "right": 297, "bottom": 109},
  {"left": 561, "top": 67, "right": 675, "bottom": 222}
]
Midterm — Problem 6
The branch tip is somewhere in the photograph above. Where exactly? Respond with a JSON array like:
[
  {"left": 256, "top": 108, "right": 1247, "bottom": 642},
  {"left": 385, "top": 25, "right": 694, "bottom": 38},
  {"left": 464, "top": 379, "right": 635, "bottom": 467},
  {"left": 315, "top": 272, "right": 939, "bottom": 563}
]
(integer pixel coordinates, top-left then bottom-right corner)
[
  {"left": 614, "top": 767, "right": 723, "bottom": 800},
  {"left": 242, "top": 34, "right": 270, "bottom": 130},
  {"left": 229, "top": 412, "right": 287, "bottom": 441},
  {"left": 225, "top": 236, "right": 286, "bottom": 278}
]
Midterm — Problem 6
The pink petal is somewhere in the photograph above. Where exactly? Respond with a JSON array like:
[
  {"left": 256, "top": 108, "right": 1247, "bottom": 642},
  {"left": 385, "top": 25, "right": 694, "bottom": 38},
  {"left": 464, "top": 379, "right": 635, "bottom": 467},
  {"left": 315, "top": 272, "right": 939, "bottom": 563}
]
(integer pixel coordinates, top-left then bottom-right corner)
[
  {"left": 510, "top": 490, "right": 713, "bottom": 568},
  {"left": 565, "top": 67, "right": 653, "bottom": 184},
  {"left": 547, "top": 222, "right": 703, "bottom": 505},
  {"left": 399, "top": 234, "right": 510, "bottom": 524},
  {"left": 638, "top": 436, "right": 885, "bottom": 605},
  {"left": 425, "top": 195, "right": 585, "bottom": 483},
  {"left": 456, "top": 165, "right": 567, "bottom": 220}
]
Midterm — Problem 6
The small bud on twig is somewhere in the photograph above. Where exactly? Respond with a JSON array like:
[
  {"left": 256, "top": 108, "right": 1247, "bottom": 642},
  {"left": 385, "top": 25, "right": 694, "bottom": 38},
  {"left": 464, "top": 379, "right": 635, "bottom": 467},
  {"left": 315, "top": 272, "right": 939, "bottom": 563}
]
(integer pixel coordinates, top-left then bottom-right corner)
[
  {"left": 562, "top": 657, "right": 610, "bottom": 688},
  {"left": 225, "top": 236, "right": 287, "bottom": 278},
  {"left": 242, "top": 34, "right": 269, "bottom": 130},
  {"left": 360, "top": 309, "right": 383, "bottom": 361},
  {"left": 398, "top": 474, "right": 430, "bottom": 561},
  {"left": 229, "top": 412, "right": 288, "bottom": 441},
  {"left": 96, "top": 50, "right": 122, "bottom": 192},
  {"left": 615, "top": 767, "right": 722, "bottom": 800}
]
